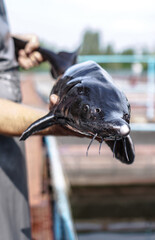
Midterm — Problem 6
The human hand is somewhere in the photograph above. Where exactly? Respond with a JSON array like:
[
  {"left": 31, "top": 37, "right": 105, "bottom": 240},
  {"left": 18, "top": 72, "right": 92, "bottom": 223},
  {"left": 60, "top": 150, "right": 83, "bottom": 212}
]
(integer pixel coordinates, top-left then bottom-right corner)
[{"left": 13, "top": 34, "right": 44, "bottom": 69}]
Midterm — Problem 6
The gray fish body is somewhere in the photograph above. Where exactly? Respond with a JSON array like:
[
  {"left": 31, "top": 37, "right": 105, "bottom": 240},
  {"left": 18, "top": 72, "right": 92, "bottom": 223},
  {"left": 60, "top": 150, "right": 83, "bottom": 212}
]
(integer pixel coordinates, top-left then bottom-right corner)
[{"left": 20, "top": 60, "right": 135, "bottom": 164}]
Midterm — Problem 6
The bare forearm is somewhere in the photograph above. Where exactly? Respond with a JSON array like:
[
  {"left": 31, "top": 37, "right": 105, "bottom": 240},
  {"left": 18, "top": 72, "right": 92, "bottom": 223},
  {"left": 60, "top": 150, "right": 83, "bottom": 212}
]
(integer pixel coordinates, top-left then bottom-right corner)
[
  {"left": 0, "top": 99, "right": 47, "bottom": 137},
  {"left": 0, "top": 98, "right": 86, "bottom": 139}
]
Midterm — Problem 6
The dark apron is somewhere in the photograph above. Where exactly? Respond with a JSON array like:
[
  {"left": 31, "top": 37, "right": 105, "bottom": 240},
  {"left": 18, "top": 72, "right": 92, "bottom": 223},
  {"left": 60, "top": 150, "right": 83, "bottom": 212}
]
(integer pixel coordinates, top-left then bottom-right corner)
[{"left": 0, "top": 70, "right": 31, "bottom": 240}]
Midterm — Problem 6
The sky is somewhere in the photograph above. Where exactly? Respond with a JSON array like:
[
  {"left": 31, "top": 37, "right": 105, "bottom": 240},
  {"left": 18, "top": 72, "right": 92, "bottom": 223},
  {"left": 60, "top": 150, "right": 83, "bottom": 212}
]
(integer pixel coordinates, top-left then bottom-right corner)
[{"left": 5, "top": 0, "right": 155, "bottom": 52}]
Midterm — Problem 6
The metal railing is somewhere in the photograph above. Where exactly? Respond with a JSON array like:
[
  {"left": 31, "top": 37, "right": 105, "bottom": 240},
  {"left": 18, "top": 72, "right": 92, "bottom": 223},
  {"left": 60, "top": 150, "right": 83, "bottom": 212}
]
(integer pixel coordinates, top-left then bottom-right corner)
[
  {"left": 78, "top": 55, "right": 155, "bottom": 121},
  {"left": 45, "top": 136, "right": 78, "bottom": 240}
]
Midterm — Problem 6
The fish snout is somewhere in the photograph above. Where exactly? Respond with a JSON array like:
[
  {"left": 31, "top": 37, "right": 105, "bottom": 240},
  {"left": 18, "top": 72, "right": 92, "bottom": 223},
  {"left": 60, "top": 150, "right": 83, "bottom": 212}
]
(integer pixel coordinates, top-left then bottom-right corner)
[
  {"left": 113, "top": 124, "right": 130, "bottom": 137},
  {"left": 105, "top": 117, "right": 130, "bottom": 138},
  {"left": 119, "top": 124, "right": 130, "bottom": 136}
]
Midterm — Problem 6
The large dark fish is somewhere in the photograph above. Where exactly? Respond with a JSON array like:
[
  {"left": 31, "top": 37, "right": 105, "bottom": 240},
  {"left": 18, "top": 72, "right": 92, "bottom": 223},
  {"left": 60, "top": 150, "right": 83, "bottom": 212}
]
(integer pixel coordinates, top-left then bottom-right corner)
[{"left": 14, "top": 38, "right": 135, "bottom": 164}]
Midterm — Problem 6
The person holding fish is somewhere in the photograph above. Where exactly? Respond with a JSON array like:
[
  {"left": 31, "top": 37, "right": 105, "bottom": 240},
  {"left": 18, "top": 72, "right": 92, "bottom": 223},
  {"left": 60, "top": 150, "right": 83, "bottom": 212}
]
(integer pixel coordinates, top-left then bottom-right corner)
[
  {"left": 0, "top": 0, "right": 135, "bottom": 239},
  {"left": 0, "top": 0, "right": 75, "bottom": 239}
]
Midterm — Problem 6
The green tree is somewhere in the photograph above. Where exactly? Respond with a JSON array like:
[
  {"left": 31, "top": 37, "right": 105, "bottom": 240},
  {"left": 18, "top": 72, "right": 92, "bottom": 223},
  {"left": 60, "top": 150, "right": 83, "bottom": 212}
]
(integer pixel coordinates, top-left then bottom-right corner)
[
  {"left": 104, "top": 44, "right": 115, "bottom": 55},
  {"left": 121, "top": 48, "right": 135, "bottom": 55},
  {"left": 80, "top": 30, "right": 101, "bottom": 55},
  {"left": 120, "top": 48, "right": 135, "bottom": 69}
]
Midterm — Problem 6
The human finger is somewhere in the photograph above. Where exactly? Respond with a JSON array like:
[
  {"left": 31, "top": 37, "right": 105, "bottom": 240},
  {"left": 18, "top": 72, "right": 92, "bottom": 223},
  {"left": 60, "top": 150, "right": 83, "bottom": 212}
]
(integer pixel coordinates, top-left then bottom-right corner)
[
  {"left": 49, "top": 94, "right": 59, "bottom": 109},
  {"left": 18, "top": 56, "right": 34, "bottom": 69},
  {"left": 25, "top": 36, "right": 39, "bottom": 54},
  {"left": 18, "top": 49, "right": 27, "bottom": 57},
  {"left": 32, "top": 51, "right": 44, "bottom": 62}
]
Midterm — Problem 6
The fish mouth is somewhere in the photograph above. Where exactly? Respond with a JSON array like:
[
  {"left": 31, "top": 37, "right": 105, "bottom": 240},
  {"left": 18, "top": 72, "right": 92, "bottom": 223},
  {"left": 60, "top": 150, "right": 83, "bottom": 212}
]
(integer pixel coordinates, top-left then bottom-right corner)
[
  {"left": 106, "top": 135, "right": 130, "bottom": 161},
  {"left": 66, "top": 122, "right": 134, "bottom": 164},
  {"left": 86, "top": 133, "right": 134, "bottom": 165},
  {"left": 103, "top": 133, "right": 128, "bottom": 141},
  {"left": 98, "top": 124, "right": 132, "bottom": 164}
]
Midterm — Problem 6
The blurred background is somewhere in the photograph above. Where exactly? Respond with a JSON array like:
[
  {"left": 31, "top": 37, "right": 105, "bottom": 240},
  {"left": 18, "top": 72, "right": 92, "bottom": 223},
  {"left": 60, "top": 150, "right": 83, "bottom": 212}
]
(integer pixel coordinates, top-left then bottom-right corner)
[
  {"left": 5, "top": 0, "right": 155, "bottom": 239},
  {"left": 6, "top": 0, "right": 155, "bottom": 52}
]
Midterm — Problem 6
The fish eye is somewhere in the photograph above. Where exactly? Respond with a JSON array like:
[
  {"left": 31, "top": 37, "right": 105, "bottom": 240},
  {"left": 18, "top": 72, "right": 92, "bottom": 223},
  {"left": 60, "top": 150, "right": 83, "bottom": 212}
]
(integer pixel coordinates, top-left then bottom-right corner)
[
  {"left": 96, "top": 108, "right": 101, "bottom": 113},
  {"left": 83, "top": 104, "right": 89, "bottom": 112}
]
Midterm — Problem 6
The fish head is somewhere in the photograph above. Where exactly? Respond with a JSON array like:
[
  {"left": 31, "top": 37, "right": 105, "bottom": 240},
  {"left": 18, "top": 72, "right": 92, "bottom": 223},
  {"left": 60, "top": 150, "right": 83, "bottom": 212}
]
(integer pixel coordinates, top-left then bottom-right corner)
[
  {"left": 60, "top": 76, "right": 134, "bottom": 164},
  {"left": 62, "top": 78, "right": 130, "bottom": 138}
]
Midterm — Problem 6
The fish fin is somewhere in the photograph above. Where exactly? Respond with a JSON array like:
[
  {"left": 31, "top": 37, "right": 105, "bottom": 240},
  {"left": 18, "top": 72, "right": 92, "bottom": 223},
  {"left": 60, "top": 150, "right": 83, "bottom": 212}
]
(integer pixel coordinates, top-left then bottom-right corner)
[
  {"left": 13, "top": 37, "right": 79, "bottom": 78},
  {"left": 105, "top": 135, "right": 135, "bottom": 164},
  {"left": 49, "top": 47, "right": 80, "bottom": 78},
  {"left": 20, "top": 112, "right": 56, "bottom": 141}
]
